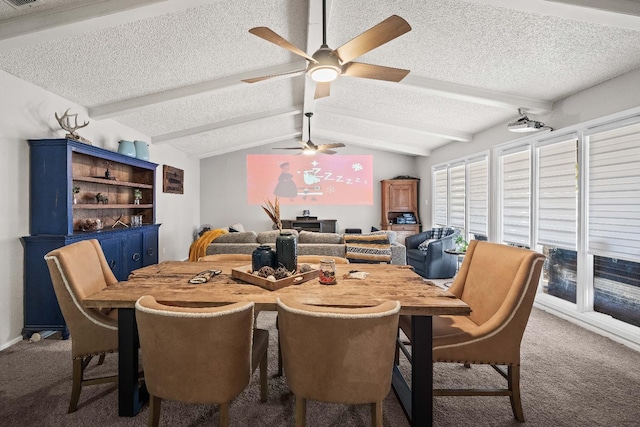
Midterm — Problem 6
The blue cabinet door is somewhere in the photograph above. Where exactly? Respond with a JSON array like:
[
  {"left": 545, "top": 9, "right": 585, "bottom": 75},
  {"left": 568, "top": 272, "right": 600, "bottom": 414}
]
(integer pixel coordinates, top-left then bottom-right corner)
[
  {"left": 125, "top": 230, "right": 144, "bottom": 275},
  {"left": 98, "top": 235, "right": 125, "bottom": 281},
  {"left": 143, "top": 226, "right": 159, "bottom": 266}
]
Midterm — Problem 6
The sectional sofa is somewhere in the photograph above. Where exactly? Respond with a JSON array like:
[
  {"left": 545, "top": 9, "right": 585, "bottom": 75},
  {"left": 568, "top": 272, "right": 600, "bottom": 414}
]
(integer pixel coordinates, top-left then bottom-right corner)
[{"left": 205, "top": 229, "right": 407, "bottom": 265}]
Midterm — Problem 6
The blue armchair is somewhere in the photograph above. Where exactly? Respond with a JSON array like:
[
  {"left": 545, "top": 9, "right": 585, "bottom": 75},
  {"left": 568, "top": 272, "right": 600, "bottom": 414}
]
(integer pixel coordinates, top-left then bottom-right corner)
[{"left": 405, "top": 228, "right": 459, "bottom": 279}]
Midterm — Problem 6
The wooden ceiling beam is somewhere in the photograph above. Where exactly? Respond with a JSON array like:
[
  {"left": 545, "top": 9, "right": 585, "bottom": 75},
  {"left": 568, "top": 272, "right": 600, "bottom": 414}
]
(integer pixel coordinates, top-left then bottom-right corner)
[
  {"left": 153, "top": 105, "right": 303, "bottom": 144},
  {"left": 89, "top": 62, "right": 305, "bottom": 119}
]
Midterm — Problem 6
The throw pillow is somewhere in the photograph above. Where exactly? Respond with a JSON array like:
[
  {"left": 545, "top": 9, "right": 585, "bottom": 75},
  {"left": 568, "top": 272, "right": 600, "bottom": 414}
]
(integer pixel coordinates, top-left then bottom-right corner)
[
  {"left": 418, "top": 239, "right": 436, "bottom": 251},
  {"left": 344, "top": 234, "right": 392, "bottom": 264},
  {"left": 367, "top": 230, "right": 397, "bottom": 244},
  {"left": 229, "top": 223, "right": 245, "bottom": 232}
]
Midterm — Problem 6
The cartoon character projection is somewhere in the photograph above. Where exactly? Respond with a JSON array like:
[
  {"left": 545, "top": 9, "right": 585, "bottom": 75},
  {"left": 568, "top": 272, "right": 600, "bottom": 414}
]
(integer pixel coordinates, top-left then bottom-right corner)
[{"left": 273, "top": 162, "right": 298, "bottom": 199}]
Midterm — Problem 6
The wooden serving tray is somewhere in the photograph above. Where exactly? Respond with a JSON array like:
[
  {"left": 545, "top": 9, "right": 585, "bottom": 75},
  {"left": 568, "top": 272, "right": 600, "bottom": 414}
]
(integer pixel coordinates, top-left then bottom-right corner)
[{"left": 231, "top": 265, "right": 320, "bottom": 291}]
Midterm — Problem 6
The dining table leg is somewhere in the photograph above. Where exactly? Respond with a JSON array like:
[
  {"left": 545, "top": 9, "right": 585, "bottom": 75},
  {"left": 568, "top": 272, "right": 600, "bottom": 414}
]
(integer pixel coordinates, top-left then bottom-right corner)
[
  {"left": 391, "top": 315, "right": 433, "bottom": 427},
  {"left": 118, "top": 307, "right": 148, "bottom": 416}
]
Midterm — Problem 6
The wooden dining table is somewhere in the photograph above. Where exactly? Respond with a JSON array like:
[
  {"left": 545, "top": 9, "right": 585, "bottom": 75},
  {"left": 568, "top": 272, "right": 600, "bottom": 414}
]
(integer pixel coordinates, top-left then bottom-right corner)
[{"left": 83, "top": 260, "right": 470, "bottom": 427}]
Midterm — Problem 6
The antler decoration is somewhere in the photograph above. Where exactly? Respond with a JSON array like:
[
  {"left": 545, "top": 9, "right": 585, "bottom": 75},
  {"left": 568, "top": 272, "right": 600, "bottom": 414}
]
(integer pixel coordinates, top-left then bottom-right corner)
[
  {"left": 55, "top": 108, "right": 91, "bottom": 144},
  {"left": 262, "top": 197, "right": 282, "bottom": 231}
]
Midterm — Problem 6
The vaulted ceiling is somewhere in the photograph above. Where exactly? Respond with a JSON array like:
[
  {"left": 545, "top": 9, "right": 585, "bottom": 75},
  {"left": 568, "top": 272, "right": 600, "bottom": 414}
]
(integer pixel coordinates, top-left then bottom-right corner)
[{"left": 1, "top": 0, "right": 640, "bottom": 158}]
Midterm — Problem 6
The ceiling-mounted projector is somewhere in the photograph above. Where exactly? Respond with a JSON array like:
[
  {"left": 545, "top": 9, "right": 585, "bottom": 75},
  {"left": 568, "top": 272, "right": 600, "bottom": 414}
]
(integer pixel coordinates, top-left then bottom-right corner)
[{"left": 507, "top": 109, "right": 552, "bottom": 133}]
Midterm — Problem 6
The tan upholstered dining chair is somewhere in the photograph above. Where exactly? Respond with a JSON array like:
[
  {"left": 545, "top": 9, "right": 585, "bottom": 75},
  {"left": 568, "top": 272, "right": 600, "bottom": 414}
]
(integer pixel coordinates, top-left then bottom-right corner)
[
  {"left": 277, "top": 297, "right": 400, "bottom": 427},
  {"left": 44, "top": 239, "right": 119, "bottom": 413},
  {"left": 398, "top": 240, "right": 545, "bottom": 421},
  {"left": 135, "top": 296, "right": 269, "bottom": 427}
]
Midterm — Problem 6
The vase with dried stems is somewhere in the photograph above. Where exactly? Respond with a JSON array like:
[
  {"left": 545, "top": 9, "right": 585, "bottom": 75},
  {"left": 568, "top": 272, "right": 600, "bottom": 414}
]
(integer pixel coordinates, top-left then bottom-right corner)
[
  {"left": 262, "top": 197, "right": 297, "bottom": 271},
  {"left": 261, "top": 197, "right": 282, "bottom": 231}
]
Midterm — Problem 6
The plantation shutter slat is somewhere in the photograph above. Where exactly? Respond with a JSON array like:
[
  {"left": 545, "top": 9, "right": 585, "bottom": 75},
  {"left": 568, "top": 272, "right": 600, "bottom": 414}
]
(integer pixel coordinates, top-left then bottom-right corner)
[
  {"left": 449, "top": 165, "right": 466, "bottom": 229},
  {"left": 588, "top": 123, "right": 640, "bottom": 262},
  {"left": 501, "top": 150, "right": 530, "bottom": 247},
  {"left": 434, "top": 168, "right": 448, "bottom": 227},
  {"left": 537, "top": 139, "right": 577, "bottom": 249},
  {"left": 468, "top": 158, "right": 488, "bottom": 236}
]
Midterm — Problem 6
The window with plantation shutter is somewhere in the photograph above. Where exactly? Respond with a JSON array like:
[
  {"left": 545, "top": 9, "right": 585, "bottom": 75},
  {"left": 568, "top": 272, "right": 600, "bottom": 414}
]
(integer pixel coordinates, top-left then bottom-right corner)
[
  {"left": 468, "top": 157, "right": 488, "bottom": 236},
  {"left": 434, "top": 168, "right": 448, "bottom": 226},
  {"left": 537, "top": 139, "right": 578, "bottom": 250},
  {"left": 588, "top": 123, "right": 640, "bottom": 262},
  {"left": 449, "top": 165, "right": 466, "bottom": 229},
  {"left": 501, "top": 149, "right": 531, "bottom": 247}
]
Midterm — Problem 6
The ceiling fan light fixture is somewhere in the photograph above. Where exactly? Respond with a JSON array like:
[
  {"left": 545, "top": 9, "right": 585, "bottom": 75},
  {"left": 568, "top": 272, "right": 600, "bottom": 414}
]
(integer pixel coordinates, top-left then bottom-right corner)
[
  {"left": 308, "top": 47, "right": 341, "bottom": 82},
  {"left": 302, "top": 147, "right": 316, "bottom": 155},
  {"left": 309, "top": 66, "right": 340, "bottom": 82}
]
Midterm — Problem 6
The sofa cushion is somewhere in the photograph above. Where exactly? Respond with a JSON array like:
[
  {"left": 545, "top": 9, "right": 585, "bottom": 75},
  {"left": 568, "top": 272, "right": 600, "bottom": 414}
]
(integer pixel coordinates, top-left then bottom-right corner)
[
  {"left": 298, "top": 230, "right": 342, "bottom": 244},
  {"left": 257, "top": 229, "right": 299, "bottom": 244},
  {"left": 344, "top": 234, "right": 392, "bottom": 264},
  {"left": 212, "top": 231, "right": 257, "bottom": 244}
]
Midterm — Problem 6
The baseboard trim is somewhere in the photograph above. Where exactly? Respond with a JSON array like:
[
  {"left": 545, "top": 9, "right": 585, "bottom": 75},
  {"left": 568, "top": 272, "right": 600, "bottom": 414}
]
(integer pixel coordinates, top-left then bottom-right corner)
[
  {"left": 534, "top": 299, "right": 640, "bottom": 353},
  {"left": 0, "top": 335, "right": 24, "bottom": 351}
]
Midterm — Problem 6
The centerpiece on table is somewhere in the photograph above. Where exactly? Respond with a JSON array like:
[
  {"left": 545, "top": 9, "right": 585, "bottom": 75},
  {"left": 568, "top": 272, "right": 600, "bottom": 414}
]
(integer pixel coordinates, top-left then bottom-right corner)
[
  {"left": 261, "top": 197, "right": 297, "bottom": 272},
  {"left": 231, "top": 197, "right": 313, "bottom": 290}
]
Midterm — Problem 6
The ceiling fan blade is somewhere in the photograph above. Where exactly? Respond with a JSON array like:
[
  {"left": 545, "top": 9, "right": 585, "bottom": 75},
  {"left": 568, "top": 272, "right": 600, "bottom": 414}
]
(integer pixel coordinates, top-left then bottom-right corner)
[
  {"left": 317, "top": 143, "right": 345, "bottom": 150},
  {"left": 334, "top": 15, "right": 411, "bottom": 64},
  {"left": 273, "top": 147, "right": 303, "bottom": 150},
  {"left": 242, "top": 68, "right": 306, "bottom": 83},
  {"left": 318, "top": 149, "right": 337, "bottom": 155},
  {"left": 314, "top": 82, "right": 331, "bottom": 99},
  {"left": 249, "top": 27, "right": 318, "bottom": 63},
  {"left": 342, "top": 62, "right": 410, "bottom": 82}
]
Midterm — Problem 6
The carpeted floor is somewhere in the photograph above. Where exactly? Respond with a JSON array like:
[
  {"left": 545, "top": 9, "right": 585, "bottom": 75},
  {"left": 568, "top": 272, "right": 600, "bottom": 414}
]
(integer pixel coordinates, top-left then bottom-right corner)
[{"left": 1, "top": 308, "right": 639, "bottom": 426}]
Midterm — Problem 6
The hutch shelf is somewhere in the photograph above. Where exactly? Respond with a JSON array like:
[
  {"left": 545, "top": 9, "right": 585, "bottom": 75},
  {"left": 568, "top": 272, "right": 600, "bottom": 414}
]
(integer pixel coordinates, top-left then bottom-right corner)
[{"left": 22, "top": 138, "right": 161, "bottom": 339}]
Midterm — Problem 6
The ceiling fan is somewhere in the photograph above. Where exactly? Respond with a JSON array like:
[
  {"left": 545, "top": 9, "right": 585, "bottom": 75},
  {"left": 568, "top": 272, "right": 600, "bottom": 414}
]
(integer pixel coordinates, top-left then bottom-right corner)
[
  {"left": 243, "top": 0, "right": 412, "bottom": 99},
  {"left": 274, "top": 112, "right": 345, "bottom": 154}
]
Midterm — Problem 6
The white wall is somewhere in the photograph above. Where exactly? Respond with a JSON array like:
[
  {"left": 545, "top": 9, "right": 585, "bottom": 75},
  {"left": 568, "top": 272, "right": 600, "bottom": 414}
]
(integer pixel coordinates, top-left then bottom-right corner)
[
  {"left": 0, "top": 70, "right": 200, "bottom": 349},
  {"left": 416, "top": 67, "right": 640, "bottom": 228},
  {"left": 199, "top": 144, "right": 418, "bottom": 233}
]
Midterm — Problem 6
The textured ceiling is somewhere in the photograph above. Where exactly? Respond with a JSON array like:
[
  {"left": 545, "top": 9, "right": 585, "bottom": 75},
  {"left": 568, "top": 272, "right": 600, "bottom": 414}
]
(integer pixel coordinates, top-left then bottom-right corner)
[{"left": 1, "top": 0, "right": 640, "bottom": 158}]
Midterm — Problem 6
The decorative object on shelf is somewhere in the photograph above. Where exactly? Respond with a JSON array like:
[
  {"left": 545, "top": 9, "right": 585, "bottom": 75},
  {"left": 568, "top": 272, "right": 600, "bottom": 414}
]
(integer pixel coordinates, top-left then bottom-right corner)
[
  {"left": 104, "top": 161, "right": 114, "bottom": 180},
  {"left": 302, "top": 209, "right": 310, "bottom": 217},
  {"left": 133, "top": 188, "right": 142, "bottom": 204},
  {"left": 95, "top": 193, "right": 108, "bottom": 204},
  {"left": 111, "top": 214, "right": 129, "bottom": 228},
  {"left": 131, "top": 215, "right": 143, "bottom": 227},
  {"left": 134, "top": 140, "right": 150, "bottom": 160},
  {"left": 117, "top": 140, "right": 136, "bottom": 157},
  {"left": 72, "top": 186, "right": 80, "bottom": 204},
  {"left": 319, "top": 258, "right": 337, "bottom": 285},
  {"left": 54, "top": 109, "right": 91, "bottom": 144},
  {"left": 262, "top": 197, "right": 282, "bottom": 231},
  {"left": 162, "top": 165, "right": 184, "bottom": 194},
  {"left": 78, "top": 218, "right": 102, "bottom": 231},
  {"left": 276, "top": 231, "right": 297, "bottom": 272},
  {"left": 252, "top": 245, "right": 277, "bottom": 272}
]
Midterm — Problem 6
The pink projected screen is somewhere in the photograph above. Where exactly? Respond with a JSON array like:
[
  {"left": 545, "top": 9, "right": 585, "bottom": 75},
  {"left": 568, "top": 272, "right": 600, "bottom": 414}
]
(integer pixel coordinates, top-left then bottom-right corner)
[{"left": 247, "top": 155, "right": 373, "bottom": 205}]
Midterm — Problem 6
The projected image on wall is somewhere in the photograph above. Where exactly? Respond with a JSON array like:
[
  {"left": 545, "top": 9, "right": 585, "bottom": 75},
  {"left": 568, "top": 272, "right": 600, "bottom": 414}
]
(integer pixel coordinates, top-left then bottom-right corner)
[{"left": 247, "top": 155, "right": 373, "bottom": 205}]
